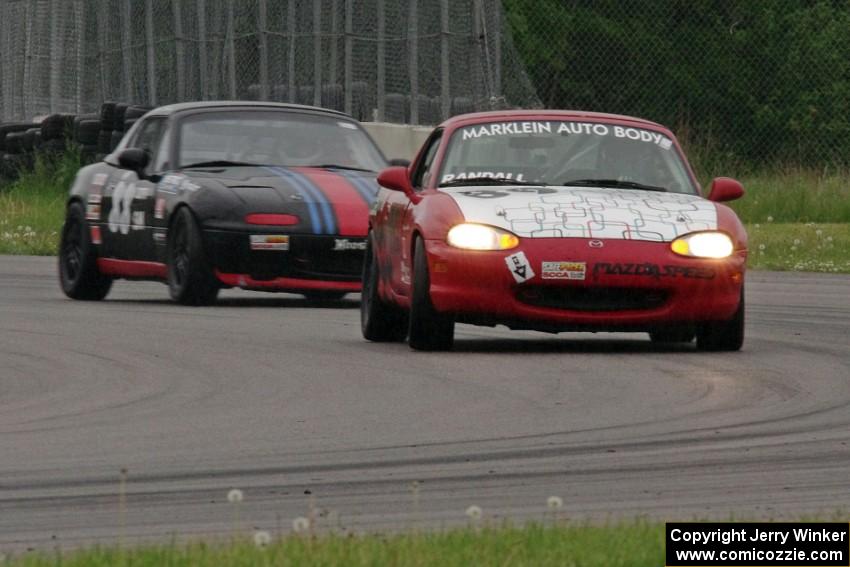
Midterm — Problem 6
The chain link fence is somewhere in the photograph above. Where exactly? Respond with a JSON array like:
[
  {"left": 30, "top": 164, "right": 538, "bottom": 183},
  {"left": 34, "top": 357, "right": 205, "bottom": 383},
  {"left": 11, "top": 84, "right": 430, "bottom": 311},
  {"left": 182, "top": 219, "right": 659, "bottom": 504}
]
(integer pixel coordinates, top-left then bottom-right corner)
[
  {"left": 2, "top": 1, "right": 848, "bottom": 168},
  {"left": 0, "top": 0, "right": 539, "bottom": 126}
]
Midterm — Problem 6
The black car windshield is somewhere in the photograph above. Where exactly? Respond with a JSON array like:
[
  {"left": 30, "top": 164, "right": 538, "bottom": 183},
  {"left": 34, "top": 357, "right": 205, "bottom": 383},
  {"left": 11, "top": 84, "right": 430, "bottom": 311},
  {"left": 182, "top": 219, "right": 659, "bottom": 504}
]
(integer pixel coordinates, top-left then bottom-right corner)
[
  {"left": 438, "top": 120, "right": 697, "bottom": 195},
  {"left": 177, "top": 110, "right": 387, "bottom": 171}
]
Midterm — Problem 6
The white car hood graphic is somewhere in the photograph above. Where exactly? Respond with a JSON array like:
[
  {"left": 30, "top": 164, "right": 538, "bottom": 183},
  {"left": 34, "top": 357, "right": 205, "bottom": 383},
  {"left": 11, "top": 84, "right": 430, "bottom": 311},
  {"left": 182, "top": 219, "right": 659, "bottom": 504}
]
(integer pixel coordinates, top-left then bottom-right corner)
[{"left": 441, "top": 185, "right": 717, "bottom": 242}]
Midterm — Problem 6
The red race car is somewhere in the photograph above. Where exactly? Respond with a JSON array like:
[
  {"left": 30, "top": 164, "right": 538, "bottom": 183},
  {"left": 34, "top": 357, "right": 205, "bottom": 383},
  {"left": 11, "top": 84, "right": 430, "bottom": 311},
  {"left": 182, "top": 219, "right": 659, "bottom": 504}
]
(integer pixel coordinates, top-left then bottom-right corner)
[{"left": 361, "top": 110, "right": 747, "bottom": 351}]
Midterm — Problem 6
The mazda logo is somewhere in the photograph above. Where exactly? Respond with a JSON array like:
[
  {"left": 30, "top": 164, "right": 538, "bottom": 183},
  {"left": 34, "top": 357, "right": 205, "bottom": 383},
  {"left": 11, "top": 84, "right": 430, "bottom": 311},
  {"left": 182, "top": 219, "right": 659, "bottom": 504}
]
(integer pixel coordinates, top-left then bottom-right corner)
[{"left": 589, "top": 240, "right": 604, "bottom": 248}]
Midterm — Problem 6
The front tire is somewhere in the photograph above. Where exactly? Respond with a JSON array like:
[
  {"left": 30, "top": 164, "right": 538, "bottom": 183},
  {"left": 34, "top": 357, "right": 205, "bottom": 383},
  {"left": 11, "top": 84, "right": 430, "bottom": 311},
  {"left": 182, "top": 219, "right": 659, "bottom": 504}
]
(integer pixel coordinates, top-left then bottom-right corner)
[
  {"left": 408, "top": 237, "right": 454, "bottom": 351},
  {"left": 696, "top": 288, "right": 744, "bottom": 351},
  {"left": 361, "top": 234, "right": 408, "bottom": 342},
  {"left": 167, "top": 207, "right": 219, "bottom": 306},
  {"left": 58, "top": 201, "right": 112, "bottom": 300}
]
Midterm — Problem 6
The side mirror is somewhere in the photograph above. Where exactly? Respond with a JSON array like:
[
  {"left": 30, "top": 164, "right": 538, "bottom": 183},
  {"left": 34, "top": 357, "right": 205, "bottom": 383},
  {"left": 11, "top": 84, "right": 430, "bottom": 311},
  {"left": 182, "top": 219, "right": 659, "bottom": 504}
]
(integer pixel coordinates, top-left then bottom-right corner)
[
  {"left": 377, "top": 166, "right": 413, "bottom": 194},
  {"left": 117, "top": 148, "right": 150, "bottom": 175},
  {"left": 707, "top": 177, "right": 744, "bottom": 202},
  {"left": 389, "top": 158, "right": 411, "bottom": 167}
]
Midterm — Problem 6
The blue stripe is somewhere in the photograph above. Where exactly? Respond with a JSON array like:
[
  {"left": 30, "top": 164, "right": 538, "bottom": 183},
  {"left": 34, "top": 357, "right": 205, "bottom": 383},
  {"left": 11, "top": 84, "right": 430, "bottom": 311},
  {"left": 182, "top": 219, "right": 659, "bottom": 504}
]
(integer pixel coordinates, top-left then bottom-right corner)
[
  {"left": 331, "top": 169, "right": 378, "bottom": 206},
  {"left": 271, "top": 167, "right": 337, "bottom": 234},
  {"left": 262, "top": 166, "right": 322, "bottom": 234}
]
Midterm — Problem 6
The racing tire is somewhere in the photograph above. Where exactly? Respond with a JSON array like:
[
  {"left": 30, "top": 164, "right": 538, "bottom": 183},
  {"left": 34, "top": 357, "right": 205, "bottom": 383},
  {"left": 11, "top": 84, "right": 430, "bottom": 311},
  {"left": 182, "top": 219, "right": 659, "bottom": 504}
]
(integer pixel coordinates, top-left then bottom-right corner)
[
  {"left": 649, "top": 329, "right": 695, "bottom": 344},
  {"left": 696, "top": 289, "right": 745, "bottom": 352},
  {"left": 166, "top": 207, "right": 220, "bottom": 306},
  {"left": 361, "top": 234, "right": 408, "bottom": 342},
  {"left": 408, "top": 237, "right": 454, "bottom": 351},
  {"left": 58, "top": 201, "right": 112, "bottom": 300},
  {"left": 75, "top": 119, "right": 101, "bottom": 146}
]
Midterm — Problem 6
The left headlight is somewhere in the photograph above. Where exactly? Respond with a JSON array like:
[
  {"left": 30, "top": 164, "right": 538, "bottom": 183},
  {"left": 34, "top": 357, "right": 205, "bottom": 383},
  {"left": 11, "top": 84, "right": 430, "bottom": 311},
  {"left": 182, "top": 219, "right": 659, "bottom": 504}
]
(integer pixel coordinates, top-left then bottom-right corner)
[
  {"left": 671, "top": 231, "right": 734, "bottom": 259},
  {"left": 447, "top": 223, "right": 520, "bottom": 250}
]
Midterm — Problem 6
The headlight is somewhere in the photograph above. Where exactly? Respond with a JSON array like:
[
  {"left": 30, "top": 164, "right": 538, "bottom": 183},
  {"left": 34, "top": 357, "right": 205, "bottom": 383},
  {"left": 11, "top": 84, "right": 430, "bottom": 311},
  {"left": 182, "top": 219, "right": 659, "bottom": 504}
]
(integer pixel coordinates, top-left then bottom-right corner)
[
  {"left": 671, "top": 232, "right": 734, "bottom": 258},
  {"left": 447, "top": 223, "right": 520, "bottom": 250}
]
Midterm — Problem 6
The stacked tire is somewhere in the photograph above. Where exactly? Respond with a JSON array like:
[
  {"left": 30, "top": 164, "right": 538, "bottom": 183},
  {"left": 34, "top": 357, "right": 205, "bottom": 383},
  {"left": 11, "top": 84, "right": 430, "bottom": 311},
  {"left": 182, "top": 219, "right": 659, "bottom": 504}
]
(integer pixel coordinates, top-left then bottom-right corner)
[{"left": 0, "top": 122, "right": 37, "bottom": 180}]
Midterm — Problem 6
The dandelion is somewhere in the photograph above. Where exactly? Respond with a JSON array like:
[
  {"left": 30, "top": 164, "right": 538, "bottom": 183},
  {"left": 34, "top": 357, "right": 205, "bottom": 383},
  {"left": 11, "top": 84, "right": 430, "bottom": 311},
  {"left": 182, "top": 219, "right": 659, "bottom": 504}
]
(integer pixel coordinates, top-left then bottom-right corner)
[
  {"left": 791, "top": 246, "right": 797, "bottom": 252},
  {"left": 292, "top": 516, "right": 310, "bottom": 533},
  {"left": 816, "top": 229, "right": 823, "bottom": 237},
  {"left": 754, "top": 223, "right": 760, "bottom": 229},
  {"left": 547, "top": 496, "right": 563, "bottom": 510},
  {"left": 253, "top": 530, "right": 271, "bottom": 548},
  {"left": 758, "top": 244, "right": 765, "bottom": 251},
  {"left": 767, "top": 216, "right": 774, "bottom": 222},
  {"left": 827, "top": 236, "right": 834, "bottom": 242},
  {"left": 465, "top": 505, "right": 482, "bottom": 521},
  {"left": 227, "top": 489, "right": 243, "bottom": 503},
  {"left": 793, "top": 239, "right": 801, "bottom": 246}
]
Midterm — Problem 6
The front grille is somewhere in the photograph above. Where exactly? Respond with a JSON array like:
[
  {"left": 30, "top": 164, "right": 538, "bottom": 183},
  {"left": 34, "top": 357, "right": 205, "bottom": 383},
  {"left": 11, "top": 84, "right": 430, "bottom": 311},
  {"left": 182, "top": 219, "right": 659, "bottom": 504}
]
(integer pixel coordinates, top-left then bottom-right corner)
[{"left": 516, "top": 286, "right": 668, "bottom": 312}]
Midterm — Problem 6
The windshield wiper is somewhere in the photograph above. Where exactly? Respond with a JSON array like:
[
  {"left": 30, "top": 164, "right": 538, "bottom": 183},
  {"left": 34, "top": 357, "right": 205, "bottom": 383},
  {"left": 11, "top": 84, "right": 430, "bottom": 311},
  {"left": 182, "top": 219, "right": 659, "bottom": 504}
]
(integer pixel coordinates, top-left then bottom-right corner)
[
  {"left": 181, "top": 160, "right": 262, "bottom": 169},
  {"left": 439, "top": 178, "right": 546, "bottom": 188},
  {"left": 560, "top": 179, "right": 667, "bottom": 192},
  {"left": 308, "top": 164, "right": 375, "bottom": 172}
]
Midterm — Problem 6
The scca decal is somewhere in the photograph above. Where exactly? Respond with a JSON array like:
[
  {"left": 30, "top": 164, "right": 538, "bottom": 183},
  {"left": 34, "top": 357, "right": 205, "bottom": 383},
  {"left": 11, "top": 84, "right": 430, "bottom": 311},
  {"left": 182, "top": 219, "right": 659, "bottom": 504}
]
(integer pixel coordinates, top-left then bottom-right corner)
[{"left": 593, "top": 262, "right": 715, "bottom": 280}]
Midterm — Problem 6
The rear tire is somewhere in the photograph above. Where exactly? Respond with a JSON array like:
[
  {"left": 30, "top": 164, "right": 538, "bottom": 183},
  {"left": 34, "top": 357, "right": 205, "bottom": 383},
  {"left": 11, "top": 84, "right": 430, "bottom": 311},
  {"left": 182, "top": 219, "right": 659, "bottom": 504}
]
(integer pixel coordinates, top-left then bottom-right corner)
[
  {"left": 58, "top": 201, "right": 112, "bottom": 300},
  {"left": 167, "top": 207, "right": 219, "bottom": 306},
  {"left": 408, "top": 237, "right": 454, "bottom": 351},
  {"left": 697, "top": 289, "right": 745, "bottom": 351},
  {"left": 361, "top": 234, "right": 408, "bottom": 342}
]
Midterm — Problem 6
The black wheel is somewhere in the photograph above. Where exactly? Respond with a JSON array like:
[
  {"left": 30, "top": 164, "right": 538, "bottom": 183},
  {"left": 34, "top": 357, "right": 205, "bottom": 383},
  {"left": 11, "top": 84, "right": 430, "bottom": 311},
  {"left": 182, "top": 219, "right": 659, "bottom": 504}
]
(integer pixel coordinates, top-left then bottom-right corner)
[
  {"left": 697, "top": 288, "right": 745, "bottom": 352},
  {"left": 408, "top": 237, "right": 454, "bottom": 351},
  {"left": 303, "top": 291, "right": 348, "bottom": 301},
  {"left": 58, "top": 201, "right": 112, "bottom": 300},
  {"left": 361, "top": 234, "right": 408, "bottom": 342},
  {"left": 167, "top": 207, "right": 219, "bottom": 306},
  {"left": 649, "top": 328, "right": 695, "bottom": 344}
]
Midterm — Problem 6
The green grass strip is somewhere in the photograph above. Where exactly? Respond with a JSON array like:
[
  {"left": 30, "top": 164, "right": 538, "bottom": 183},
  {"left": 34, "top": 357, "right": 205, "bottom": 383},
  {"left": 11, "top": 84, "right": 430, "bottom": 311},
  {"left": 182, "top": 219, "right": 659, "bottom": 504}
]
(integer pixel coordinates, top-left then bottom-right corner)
[{"left": 4, "top": 521, "right": 665, "bottom": 567}]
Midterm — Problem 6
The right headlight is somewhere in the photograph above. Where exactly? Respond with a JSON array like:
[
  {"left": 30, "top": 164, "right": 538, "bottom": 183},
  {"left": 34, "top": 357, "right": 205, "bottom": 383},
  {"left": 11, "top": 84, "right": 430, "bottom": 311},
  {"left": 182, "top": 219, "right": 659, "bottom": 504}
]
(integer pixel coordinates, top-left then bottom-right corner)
[
  {"left": 671, "top": 231, "right": 734, "bottom": 259},
  {"left": 446, "top": 223, "right": 520, "bottom": 250}
]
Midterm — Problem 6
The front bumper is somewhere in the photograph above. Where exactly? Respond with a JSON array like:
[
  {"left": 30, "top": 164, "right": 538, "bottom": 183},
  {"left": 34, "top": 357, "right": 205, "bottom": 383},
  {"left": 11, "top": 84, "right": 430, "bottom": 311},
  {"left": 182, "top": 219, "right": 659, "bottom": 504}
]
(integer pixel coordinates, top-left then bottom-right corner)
[
  {"left": 203, "top": 229, "right": 365, "bottom": 290},
  {"left": 424, "top": 237, "right": 745, "bottom": 332}
]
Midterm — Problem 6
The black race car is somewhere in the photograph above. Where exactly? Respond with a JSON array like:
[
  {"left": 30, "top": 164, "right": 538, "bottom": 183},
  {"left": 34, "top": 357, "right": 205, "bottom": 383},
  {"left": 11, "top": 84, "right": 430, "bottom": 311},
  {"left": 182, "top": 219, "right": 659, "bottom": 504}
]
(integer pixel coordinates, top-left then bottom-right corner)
[{"left": 59, "top": 102, "right": 391, "bottom": 305}]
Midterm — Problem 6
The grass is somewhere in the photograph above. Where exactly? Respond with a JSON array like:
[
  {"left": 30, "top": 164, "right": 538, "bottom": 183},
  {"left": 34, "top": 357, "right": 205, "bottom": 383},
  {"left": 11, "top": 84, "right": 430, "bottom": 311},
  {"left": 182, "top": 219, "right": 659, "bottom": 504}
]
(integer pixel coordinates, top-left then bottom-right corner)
[
  {"left": 0, "top": 150, "right": 80, "bottom": 256},
  {"left": 0, "top": 152, "right": 848, "bottom": 272},
  {"left": 2, "top": 521, "right": 665, "bottom": 567}
]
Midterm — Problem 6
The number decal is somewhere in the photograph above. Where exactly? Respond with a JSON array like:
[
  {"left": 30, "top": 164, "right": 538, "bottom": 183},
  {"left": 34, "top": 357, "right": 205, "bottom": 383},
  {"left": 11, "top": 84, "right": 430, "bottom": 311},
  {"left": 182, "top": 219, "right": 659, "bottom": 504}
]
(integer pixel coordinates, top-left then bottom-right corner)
[{"left": 107, "top": 173, "right": 138, "bottom": 235}]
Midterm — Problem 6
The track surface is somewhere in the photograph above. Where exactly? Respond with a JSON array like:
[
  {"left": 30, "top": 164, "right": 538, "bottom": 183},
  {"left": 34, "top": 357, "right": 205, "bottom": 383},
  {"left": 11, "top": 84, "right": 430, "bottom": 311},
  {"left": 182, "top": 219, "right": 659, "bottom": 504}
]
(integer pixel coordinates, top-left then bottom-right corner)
[{"left": 1, "top": 255, "right": 849, "bottom": 550}]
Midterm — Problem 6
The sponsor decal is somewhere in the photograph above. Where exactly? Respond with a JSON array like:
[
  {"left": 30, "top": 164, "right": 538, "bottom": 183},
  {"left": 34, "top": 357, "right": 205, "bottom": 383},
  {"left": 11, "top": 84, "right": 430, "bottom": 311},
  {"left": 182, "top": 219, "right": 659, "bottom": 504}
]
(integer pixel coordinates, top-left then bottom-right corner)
[
  {"left": 593, "top": 262, "right": 715, "bottom": 280},
  {"left": 456, "top": 187, "right": 556, "bottom": 199},
  {"left": 153, "top": 231, "right": 167, "bottom": 243},
  {"left": 90, "top": 225, "right": 102, "bottom": 245},
  {"left": 107, "top": 172, "right": 140, "bottom": 234},
  {"left": 588, "top": 240, "right": 604, "bottom": 248},
  {"left": 157, "top": 174, "right": 184, "bottom": 194},
  {"left": 505, "top": 251, "right": 535, "bottom": 283},
  {"left": 332, "top": 239, "right": 367, "bottom": 251},
  {"left": 457, "top": 121, "right": 673, "bottom": 150},
  {"left": 131, "top": 211, "right": 145, "bottom": 230},
  {"left": 542, "top": 261, "right": 586, "bottom": 280},
  {"left": 154, "top": 197, "right": 166, "bottom": 220},
  {"left": 250, "top": 234, "right": 290, "bottom": 251},
  {"left": 86, "top": 203, "right": 101, "bottom": 221},
  {"left": 441, "top": 172, "right": 527, "bottom": 184}
]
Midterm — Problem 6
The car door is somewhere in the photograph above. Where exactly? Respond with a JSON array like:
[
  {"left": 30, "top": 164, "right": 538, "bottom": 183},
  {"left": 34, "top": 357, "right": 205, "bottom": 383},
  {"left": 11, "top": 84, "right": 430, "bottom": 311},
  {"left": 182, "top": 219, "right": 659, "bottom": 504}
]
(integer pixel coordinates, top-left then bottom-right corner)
[
  {"left": 389, "top": 128, "right": 443, "bottom": 296},
  {"left": 100, "top": 117, "right": 166, "bottom": 262}
]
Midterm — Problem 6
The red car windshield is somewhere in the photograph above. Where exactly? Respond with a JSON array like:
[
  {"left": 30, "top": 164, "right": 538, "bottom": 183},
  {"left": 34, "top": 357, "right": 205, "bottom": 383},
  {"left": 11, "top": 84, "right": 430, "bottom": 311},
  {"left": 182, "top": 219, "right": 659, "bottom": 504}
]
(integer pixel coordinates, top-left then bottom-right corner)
[{"left": 439, "top": 120, "right": 698, "bottom": 195}]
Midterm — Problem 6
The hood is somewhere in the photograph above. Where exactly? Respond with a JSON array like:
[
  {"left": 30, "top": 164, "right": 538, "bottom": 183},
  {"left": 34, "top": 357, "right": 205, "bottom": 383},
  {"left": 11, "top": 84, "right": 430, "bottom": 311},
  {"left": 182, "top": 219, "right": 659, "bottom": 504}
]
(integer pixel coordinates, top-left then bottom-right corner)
[
  {"left": 180, "top": 166, "right": 379, "bottom": 236},
  {"left": 440, "top": 185, "right": 717, "bottom": 242}
]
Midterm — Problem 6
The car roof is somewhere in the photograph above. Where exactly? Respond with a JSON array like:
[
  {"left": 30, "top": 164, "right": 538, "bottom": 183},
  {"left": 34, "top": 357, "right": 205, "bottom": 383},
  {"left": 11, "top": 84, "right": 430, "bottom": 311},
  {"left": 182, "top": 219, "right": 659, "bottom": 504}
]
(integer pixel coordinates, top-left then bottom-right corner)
[
  {"left": 440, "top": 109, "right": 668, "bottom": 131},
  {"left": 147, "top": 100, "right": 352, "bottom": 119}
]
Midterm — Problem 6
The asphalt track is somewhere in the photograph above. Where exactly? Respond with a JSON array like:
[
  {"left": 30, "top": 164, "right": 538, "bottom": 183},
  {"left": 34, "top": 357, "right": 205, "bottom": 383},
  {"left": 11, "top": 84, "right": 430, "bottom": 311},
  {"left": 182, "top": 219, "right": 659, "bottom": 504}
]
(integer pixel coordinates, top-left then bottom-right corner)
[{"left": 1, "top": 255, "right": 849, "bottom": 551}]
